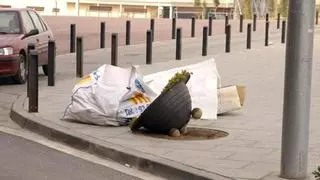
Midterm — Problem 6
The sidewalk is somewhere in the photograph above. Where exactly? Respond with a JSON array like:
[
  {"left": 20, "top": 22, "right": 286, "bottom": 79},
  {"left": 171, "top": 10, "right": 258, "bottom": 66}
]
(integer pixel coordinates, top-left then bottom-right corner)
[{"left": 10, "top": 31, "right": 320, "bottom": 179}]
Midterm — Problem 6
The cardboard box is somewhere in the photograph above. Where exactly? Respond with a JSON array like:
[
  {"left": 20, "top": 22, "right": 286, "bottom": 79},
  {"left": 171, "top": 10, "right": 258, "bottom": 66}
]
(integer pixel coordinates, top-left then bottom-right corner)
[{"left": 217, "top": 85, "right": 246, "bottom": 114}]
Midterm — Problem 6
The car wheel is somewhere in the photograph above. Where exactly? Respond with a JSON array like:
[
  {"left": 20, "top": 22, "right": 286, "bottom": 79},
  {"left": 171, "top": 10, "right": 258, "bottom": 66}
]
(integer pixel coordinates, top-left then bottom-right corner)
[
  {"left": 42, "top": 65, "right": 48, "bottom": 76},
  {"left": 13, "top": 54, "right": 27, "bottom": 84}
]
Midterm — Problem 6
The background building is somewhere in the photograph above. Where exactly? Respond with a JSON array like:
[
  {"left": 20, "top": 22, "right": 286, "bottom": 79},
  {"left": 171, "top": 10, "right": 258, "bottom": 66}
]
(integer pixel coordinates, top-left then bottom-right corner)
[
  {"left": 0, "top": 0, "right": 319, "bottom": 19},
  {"left": 0, "top": 0, "right": 234, "bottom": 19}
]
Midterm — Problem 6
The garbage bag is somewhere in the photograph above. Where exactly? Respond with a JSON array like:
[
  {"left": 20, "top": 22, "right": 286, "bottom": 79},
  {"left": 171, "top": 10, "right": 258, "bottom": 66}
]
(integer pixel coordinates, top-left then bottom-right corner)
[{"left": 62, "top": 65, "right": 157, "bottom": 126}]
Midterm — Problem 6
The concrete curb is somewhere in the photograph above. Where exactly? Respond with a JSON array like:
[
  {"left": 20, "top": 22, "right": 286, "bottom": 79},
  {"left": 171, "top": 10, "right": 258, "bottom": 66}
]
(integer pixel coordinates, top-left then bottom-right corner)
[{"left": 10, "top": 93, "right": 234, "bottom": 180}]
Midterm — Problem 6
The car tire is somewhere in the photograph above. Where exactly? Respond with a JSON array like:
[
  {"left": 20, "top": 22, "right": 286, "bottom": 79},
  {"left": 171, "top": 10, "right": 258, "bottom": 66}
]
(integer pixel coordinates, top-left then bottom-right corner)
[
  {"left": 42, "top": 65, "right": 48, "bottom": 76},
  {"left": 13, "top": 54, "right": 27, "bottom": 84}
]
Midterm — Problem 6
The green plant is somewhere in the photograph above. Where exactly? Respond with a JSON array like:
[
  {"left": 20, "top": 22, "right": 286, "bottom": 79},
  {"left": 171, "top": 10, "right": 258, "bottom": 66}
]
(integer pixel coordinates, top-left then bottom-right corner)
[
  {"left": 203, "top": 0, "right": 207, "bottom": 8},
  {"left": 213, "top": 0, "right": 220, "bottom": 8},
  {"left": 280, "top": 0, "right": 288, "bottom": 17},
  {"left": 202, "top": 0, "right": 209, "bottom": 19},
  {"left": 194, "top": 0, "right": 201, "bottom": 6},
  {"left": 242, "top": 0, "right": 252, "bottom": 19},
  {"left": 162, "top": 70, "right": 192, "bottom": 94},
  {"left": 313, "top": 166, "right": 320, "bottom": 180},
  {"left": 268, "top": 0, "right": 276, "bottom": 18}
]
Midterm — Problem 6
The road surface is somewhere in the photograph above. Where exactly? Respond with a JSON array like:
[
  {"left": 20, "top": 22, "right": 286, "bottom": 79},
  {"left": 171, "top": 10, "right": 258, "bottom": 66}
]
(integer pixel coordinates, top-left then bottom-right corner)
[{"left": 0, "top": 131, "right": 141, "bottom": 180}]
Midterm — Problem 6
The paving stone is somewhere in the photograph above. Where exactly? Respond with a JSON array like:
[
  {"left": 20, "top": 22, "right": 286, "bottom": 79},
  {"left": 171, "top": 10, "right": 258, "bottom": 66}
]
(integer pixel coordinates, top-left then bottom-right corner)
[
  {"left": 163, "top": 149, "right": 235, "bottom": 162},
  {"left": 195, "top": 159, "right": 251, "bottom": 170},
  {"left": 226, "top": 150, "right": 280, "bottom": 163}
]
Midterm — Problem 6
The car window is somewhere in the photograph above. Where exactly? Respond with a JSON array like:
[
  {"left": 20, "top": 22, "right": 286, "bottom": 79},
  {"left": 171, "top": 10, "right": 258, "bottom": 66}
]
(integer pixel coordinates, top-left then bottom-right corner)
[
  {"left": 0, "top": 11, "right": 21, "bottom": 34},
  {"left": 39, "top": 17, "right": 47, "bottom": 31},
  {"left": 28, "top": 11, "right": 44, "bottom": 33},
  {"left": 20, "top": 11, "right": 35, "bottom": 34}
]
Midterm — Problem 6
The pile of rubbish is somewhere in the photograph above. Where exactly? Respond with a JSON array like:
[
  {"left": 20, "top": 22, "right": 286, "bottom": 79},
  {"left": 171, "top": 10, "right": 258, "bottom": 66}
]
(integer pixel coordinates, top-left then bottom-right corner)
[{"left": 62, "top": 59, "right": 245, "bottom": 132}]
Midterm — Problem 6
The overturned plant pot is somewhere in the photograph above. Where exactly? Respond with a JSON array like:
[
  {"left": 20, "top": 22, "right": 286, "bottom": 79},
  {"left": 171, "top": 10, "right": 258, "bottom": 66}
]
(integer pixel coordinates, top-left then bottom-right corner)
[{"left": 130, "top": 74, "right": 192, "bottom": 134}]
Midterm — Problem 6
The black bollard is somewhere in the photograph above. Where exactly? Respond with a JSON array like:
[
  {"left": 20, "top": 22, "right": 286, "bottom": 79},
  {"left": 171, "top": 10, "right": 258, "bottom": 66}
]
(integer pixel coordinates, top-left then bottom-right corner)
[
  {"left": 111, "top": 33, "right": 118, "bottom": 66},
  {"left": 28, "top": 50, "right": 38, "bottom": 113},
  {"left": 225, "top": 24, "right": 231, "bottom": 53},
  {"left": 208, "top": 16, "right": 213, "bottom": 36},
  {"left": 191, "top": 17, "right": 195, "bottom": 37},
  {"left": 172, "top": 18, "right": 176, "bottom": 39},
  {"left": 253, "top": 14, "right": 257, "bottom": 31},
  {"left": 247, "top": 23, "right": 252, "bottom": 49},
  {"left": 150, "top": 19, "right": 155, "bottom": 41},
  {"left": 126, "top": 20, "right": 131, "bottom": 45},
  {"left": 316, "top": 11, "right": 319, "bottom": 25},
  {"left": 281, "top": 20, "right": 286, "bottom": 44},
  {"left": 240, "top": 14, "right": 243, "bottom": 33},
  {"left": 225, "top": 15, "right": 229, "bottom": 34},
  {"left": 27, "top": 43, "right": 35, "bottom": 98},
  {"left": 76, "top": 37, "right": 83, "bottom": 77},
  {"left": 277, "top": 13, "right": 280, "bottom": 29},
  {"left": 70, "top": 24, "right": 76, "bottom": 53},
  {"left": 48, "top": 40, "right": 56, "bottom": 86},
  {"left": 265, "top": 21, "right": 269, "bottom": 46},
  {"left": 100, "top": 22, "right": 105, "bottom": 48},
  {"left": 266, "top": 13, "right": 269, "bottom": 22},
  {"left": 202, "top": 26, "right": 208, "bottom": 56},
  {"left": 176, "top": 28, "right": 182, "bottom": 60},
  {"left": 146, "top": 30, "right": 152, "bottom": 64}
]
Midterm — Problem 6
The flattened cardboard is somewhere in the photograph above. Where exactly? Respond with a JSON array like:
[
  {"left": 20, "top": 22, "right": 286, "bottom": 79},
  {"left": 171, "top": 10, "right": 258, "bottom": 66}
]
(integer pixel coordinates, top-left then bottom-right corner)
[{"left": 218, "top": 85, "right": 246, "bottom": 114}]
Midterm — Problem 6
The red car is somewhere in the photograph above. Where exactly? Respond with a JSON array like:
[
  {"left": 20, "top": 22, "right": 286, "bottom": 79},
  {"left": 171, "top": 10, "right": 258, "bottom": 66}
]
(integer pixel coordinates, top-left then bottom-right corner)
[{"left": 0, "top": 8, "right": 54, "bottom": 84}]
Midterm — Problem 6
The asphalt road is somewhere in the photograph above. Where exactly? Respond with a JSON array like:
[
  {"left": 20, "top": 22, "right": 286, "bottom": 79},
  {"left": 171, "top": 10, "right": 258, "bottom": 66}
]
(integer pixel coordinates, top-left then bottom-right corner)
[{"left": 0, "top": 132, "right": 141, "bottom": 180}]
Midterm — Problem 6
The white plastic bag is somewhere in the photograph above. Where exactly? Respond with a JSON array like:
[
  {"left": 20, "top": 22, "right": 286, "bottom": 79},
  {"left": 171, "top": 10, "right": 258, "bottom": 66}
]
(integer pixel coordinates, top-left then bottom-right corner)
[
  {"left": 141, "top": 58, "right": 220, "bottom": 120},
  {"left": 62, "top": 65, "right": 156, "bottom": 126},
  {"left": 117, "top": 67, "right": 157, "bottom": 122}
]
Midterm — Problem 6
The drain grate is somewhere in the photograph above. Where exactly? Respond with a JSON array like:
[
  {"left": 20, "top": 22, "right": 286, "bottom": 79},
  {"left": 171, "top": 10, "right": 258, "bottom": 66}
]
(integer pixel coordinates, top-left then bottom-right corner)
[{"left": 132, "top": 127, "right": 228, "bottom": 141}]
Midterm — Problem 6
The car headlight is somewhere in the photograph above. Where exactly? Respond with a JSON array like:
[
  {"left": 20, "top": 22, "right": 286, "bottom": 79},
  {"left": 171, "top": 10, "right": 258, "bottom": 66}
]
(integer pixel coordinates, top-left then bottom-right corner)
[{"left": 0, "top": 47, "right": 14, "bottom": 56}]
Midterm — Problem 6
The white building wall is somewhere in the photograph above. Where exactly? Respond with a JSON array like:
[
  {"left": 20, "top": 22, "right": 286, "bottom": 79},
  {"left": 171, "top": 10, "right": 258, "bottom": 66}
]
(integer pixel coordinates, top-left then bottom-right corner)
[
  {"left": 2, "top": 0, "right": 318, "bottom": 17},
  {"left": 0, "top": 0, "right": 69, "bottom": 16}
]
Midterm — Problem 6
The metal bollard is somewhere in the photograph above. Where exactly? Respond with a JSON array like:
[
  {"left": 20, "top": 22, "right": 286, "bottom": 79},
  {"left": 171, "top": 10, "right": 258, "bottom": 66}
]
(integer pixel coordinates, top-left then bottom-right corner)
[
  {"left": 202, "top": 26, "right": 208, "bottom": 56},
  {"left": 27, "top": 43, "right": 35, "bottom": 98},
  {"left": 240, "top": 14, "right": 243, "bottom": 33},
  {"left": 316, "top": 11, "right": 319, "bottom": 25},
  {"left": 266, "top": 13, "right": 269, "bottom": 22},
  {"left": 100, "top": 22, "right": 105, "bottom": 49},
  {"left": 225, "top": 24, "right": 231, "bottom": 53},
  {"left": 225, "top": 15, "right": 229, "bottom": 34},
  {"left": 176, "top": 28, "right": 182, "bottom": 60},
  {"left": 48, "top": 40, "right": 55, "bottom": 86},
  {"left": 265, "top": 21, "right": 269, "bottom": 46},
  {"left": 76, "top": 37, "right": 83, "bottom": 77},
  {"left": 281, "top": 20, "right": 286, "bottom": 44},
  {"left": 111, "top": 33, "right": 118, "bottom": 66},
  {"left": 150, "top": 19, "right": 155, "bottom": 41},
  {"left": 253, "top": 14, "right": 257, "bottom": 31},
  {"left": 146, "top": 30, "right": 152, "bottom": 64},
  {"left": 70, "top": 24, "right": 76, "bottom": 53},
  {"left": 191, "top": 17, "right": 195, "bottom": 37},
  {"left": 126, "top": 20, "right": 131, "bottom": 45},
  {"left": 28, "top": 50, "right": 38, "bottom": 113},
  {"left": 172, "top": 18, "right": 176, "bottom": 39},
  {"left": 208, "top": 16, "right": 213, "bottom": 36},
  {"left": 277, "top": 13, "right": 280, "bottom": 29},
  {"left": 247, "top": 23, "right": 252, "bottom": 49}
]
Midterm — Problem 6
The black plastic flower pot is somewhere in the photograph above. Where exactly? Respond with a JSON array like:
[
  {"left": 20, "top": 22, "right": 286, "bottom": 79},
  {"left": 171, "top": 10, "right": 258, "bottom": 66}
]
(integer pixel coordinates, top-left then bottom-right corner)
[{"left": 131, "top": 75, "right": 192, "bottom": 134}]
